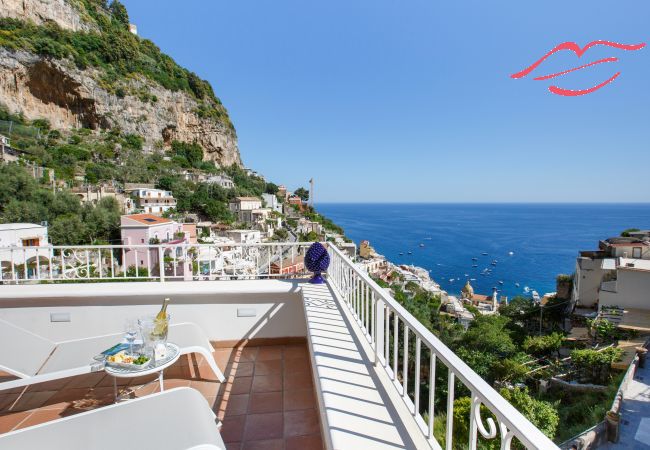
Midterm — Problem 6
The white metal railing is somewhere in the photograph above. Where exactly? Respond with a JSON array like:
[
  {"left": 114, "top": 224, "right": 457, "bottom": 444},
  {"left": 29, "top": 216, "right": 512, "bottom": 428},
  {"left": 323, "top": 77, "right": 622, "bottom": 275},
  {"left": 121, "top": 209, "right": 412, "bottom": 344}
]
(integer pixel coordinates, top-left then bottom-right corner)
[
  {"left": 326, "top": 244, "right": 559, "bottom": 450},
  {"left": 0, "top": 243, "right": 312, "bottom": 283}
]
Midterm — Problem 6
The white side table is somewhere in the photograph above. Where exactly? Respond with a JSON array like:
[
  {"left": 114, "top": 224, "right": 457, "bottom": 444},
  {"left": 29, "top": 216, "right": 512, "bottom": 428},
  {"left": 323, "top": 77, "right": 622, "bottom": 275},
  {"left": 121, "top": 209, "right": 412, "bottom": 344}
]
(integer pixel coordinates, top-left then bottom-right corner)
[{"left": 105, "top": 343, "right": 180, "bottom": 401}]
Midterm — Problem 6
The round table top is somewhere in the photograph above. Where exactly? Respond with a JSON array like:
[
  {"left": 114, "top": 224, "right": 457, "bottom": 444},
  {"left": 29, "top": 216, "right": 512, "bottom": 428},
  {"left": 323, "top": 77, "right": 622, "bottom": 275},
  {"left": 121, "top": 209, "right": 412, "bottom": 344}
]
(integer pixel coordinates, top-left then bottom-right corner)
[{"left": 105, "top": 343, "right": 180, "bottom": 378}]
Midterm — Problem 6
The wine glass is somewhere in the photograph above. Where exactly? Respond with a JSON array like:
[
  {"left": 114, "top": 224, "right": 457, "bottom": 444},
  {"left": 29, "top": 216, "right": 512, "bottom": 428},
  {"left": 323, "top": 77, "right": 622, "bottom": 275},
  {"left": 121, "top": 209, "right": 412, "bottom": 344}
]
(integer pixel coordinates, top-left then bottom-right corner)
[{"left": 124, "top": 319, "right": 138, "bottom": 356}]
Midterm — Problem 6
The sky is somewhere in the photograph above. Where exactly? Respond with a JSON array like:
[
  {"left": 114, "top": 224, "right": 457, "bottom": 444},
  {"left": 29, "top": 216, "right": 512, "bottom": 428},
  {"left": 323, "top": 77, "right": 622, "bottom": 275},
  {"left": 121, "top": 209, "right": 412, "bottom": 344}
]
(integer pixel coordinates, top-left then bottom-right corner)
[{"left": 122, "top": 1, "right": 650, "bottom": 203}]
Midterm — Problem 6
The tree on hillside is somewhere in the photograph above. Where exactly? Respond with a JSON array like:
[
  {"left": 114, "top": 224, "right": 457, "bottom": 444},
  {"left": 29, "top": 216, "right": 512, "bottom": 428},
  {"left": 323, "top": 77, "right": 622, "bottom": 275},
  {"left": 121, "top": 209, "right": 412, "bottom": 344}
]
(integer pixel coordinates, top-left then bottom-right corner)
[
  {"left": 294, "top": 187, "right": 309, "bottom": 201},
  {"left": 499, "top": 387, "right": 559, "bottom": 439},
  {"left": 461, "top": 315, "right": 516, "bottom": 357},
  {"left": 523, "top": 332, "right": 564, "bottom": 358},
  {"left": 109, "top": 1, "right": 130, "bottom": 28},
  {"left": 265, "top": 182, "right": 278, "bottom": 195},
  {"left": 172, "top": 140, "right": 204, "bottom": 168}
]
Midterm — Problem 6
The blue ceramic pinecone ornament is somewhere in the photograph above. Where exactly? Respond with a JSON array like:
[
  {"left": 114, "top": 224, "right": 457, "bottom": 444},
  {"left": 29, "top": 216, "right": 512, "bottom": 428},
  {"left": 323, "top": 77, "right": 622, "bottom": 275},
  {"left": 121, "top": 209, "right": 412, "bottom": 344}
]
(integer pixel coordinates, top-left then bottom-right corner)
[{"left": 305, "top": 242, "right": 330, "bottom": 284}]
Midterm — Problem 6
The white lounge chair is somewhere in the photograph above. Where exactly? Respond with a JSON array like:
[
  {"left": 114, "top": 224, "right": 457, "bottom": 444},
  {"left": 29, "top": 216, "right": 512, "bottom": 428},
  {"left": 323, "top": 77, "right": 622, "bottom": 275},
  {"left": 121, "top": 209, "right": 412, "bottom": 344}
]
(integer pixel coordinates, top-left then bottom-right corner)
[
  {"left": 0, "top": 319, "right": 225, "bottom": 391},
  {"left": 0, "top": 387, "right": 226, "bottom": 449}
]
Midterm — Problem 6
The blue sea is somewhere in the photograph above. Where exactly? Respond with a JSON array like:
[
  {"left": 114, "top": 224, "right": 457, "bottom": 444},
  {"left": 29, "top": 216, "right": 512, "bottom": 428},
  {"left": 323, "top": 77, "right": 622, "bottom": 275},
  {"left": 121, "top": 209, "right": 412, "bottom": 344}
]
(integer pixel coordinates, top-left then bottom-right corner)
[{"left": 317, "top": 203, "right": 650, "bottom": 299}]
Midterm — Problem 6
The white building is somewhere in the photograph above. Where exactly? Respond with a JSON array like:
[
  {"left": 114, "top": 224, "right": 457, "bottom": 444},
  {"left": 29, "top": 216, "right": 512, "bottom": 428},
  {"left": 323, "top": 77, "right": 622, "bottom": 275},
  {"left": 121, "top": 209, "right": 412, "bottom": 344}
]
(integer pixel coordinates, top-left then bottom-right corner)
[
  {"left": 131, "top": 188, "right": 177, "bottom": 215},
  {"left": 573, "top": 236, "right": 650, "bottom": 308},
  {"left": 226, "top": 230, "right": 261, "bottom": 244},
  {"left": 229, "top": 197, "right": 263, "bottom": 224},
  {"left": 206, "top": 175, "right": 234, "bottom": 189},
  {"left": 261, "top": 193, "right": 282, "bottom": 213},
  {"left": 0, "top": 223, "right": 51, "bottom": 273},
  {"left": 599, "top": 258, "right": 650, "bottom": 311},
  {"left": 297, "top": 218, "right": 323, "bottom": 235}
]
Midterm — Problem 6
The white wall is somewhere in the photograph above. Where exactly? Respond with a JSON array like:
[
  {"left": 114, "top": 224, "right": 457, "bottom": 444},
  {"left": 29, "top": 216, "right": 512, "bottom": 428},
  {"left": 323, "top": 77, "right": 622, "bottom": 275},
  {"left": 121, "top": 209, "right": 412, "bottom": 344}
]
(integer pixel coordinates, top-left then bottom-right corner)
[
  {"left": 600, "top": 269, "right": 650, "bottom": 310},
  {"left": 574, "top": 257, "right": 608, "bottom": 308},
  {"left": 0, "top": 280, "right": 307, "bottom": 343}
]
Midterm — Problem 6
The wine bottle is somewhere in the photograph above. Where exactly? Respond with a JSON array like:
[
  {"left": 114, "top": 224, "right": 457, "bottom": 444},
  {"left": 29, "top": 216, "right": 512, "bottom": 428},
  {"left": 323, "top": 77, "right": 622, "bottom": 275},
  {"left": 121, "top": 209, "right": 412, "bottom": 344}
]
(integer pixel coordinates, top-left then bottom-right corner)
[
  {"left": 153, "top": 298, "right": 170, "bottom": 338},
  {"left": 156, "top": 298, "right": 170, "bottom": 321}
]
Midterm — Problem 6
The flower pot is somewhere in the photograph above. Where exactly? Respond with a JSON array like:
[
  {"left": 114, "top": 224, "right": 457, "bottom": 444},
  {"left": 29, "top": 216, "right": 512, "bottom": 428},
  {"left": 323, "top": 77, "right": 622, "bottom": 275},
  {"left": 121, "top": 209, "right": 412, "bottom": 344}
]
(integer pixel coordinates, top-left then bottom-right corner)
[{"left": 605, "top": 411, "right": 620, "bottom": 443}]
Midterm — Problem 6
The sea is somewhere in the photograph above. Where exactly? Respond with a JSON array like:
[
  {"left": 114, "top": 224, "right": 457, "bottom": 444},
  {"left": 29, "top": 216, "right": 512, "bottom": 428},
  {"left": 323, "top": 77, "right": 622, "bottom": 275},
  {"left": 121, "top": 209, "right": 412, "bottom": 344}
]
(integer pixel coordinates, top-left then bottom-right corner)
[{"left": 316, "top": 203, "right": 650, "bottom": 299}]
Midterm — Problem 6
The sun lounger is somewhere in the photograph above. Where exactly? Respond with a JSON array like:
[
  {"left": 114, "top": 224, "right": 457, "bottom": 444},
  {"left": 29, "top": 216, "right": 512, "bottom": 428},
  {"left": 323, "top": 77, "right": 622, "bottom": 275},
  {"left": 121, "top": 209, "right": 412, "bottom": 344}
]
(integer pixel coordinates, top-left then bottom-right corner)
[
  {"left": 0, "top": 319, "right": 225, "bottom": 391},
  {"left": 0, "top": 387, "right": 226, "bottom": 449}
]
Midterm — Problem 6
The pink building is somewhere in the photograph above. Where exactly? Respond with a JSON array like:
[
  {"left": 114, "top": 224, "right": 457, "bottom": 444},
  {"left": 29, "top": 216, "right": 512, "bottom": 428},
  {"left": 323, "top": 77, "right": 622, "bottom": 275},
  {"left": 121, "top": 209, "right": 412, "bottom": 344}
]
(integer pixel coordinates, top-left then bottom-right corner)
[{"left": 120, "top": 214, "right": 186, "bottom": 271}]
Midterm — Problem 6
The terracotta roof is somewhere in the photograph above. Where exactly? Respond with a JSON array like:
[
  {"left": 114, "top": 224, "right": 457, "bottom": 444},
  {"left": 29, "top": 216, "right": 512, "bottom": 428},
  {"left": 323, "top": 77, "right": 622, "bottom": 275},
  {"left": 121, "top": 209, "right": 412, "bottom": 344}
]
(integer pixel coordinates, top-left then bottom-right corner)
[{"left": 123, "top": 214, "right": 172, "bottom": 225}]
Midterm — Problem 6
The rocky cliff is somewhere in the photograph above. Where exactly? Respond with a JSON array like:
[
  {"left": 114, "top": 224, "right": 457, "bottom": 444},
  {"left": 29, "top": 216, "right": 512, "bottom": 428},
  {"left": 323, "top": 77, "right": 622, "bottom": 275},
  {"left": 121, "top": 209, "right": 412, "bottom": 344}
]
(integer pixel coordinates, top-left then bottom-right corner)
[
  {"left": 0, "top": 0, "right": 95, "bottom": 31},
  {"left": 0, "top": 0, "right": 241, "bottom": 167}
]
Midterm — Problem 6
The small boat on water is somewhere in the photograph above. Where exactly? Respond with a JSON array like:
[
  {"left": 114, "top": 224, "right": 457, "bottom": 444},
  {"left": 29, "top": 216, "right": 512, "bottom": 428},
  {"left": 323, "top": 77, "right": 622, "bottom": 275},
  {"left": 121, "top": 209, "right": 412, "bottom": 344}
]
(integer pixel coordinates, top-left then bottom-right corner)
[
  {"left": 482, "top": 252, "right": 488, "bottom": 256},
  {"left": 464, "top": 273, "right": 469, "bottom": 277},
  {"left": 472, "top": 264, "right": 478, "bottom": 268},
  {"left": 523, "top": 286, "right": 530, "bottom": 293},
  {"left": 498, "top": 280, "right": 504, "bottom": 285},
  {"left": 419, "top": 244, "right": 425, "bottom": 248},
  {"left": 399, "top": 252, "right": 404, "bottom": 256},
  {"left": 472, "top": 257, "right": 478, "bottom": 261},
  {"left": 470, "top": 278, "right": 476, "bottom": 281},
  {"left": 491, "top": 261, "right": 497, "bottom": 266},
  {"left": 508, "top": 251, "right": 514, "bottom": 256},
  {"left": 515, "top": 282, "right": 520, "bottom": 287},
  {"left": 408, "top": 251, "right": 412, "bottom": 255},
  {"left": 449, "top": 278, "right": 455, "bottom": 282}
]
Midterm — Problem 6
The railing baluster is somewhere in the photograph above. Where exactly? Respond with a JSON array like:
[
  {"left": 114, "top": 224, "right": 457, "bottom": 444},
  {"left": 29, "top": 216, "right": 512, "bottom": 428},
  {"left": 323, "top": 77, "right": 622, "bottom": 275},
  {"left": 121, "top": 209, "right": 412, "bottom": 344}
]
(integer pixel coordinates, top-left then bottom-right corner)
[
  {"left": 446, "top": 372, "right": 455, "bottom": 450},
  {"left": 35, "top": 247, "right": 40, "bottom": 280},
  {"left": 393, "top": 314, "right": 398, "bottom": 380},
  {"left": 428, "top": 351, "right": 436, "bottom": 439},
  {"left": 414, "top": 336, "right": 421, "bottom": 416},
  {"left": 402, "top": 325, "right": 409, "bottom": 398},
  {"left": 370, "top": 290, "right": 375, "bottom": 346},
  {"left": 469, "top": 392, "right": 478, "bottom": 450},
  {"left": 384, "top": 307, "right": 390, "bottom": 368}
]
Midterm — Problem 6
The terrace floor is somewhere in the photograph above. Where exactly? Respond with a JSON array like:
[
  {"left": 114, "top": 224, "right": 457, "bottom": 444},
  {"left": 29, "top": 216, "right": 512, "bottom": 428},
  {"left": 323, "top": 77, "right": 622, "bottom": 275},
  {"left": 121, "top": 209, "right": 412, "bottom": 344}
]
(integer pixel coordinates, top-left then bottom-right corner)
[{"left": 0, "top": 341, "right": 323, "bottom": 450}]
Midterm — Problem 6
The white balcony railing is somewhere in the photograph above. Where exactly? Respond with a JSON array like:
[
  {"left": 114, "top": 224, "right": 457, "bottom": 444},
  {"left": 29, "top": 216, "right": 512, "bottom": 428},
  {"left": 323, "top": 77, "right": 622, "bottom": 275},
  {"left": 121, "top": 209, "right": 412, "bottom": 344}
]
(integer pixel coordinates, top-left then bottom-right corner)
[
  {"left": 0, "top": 243, "right": 310, "bottom": 282},
  {"left": 326, "top": 244, "right": 559, "bottom": 450},
  {"left": 0, "top": 241, "right": 559, "bottom": 449}
]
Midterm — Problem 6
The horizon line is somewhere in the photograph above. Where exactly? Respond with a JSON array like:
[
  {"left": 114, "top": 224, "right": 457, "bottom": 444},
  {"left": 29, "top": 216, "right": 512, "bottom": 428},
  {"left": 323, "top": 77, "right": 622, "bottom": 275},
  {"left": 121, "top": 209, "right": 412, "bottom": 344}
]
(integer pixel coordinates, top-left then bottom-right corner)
[{"left": 313, "top": 201, "right": 650, "bottom": 205}]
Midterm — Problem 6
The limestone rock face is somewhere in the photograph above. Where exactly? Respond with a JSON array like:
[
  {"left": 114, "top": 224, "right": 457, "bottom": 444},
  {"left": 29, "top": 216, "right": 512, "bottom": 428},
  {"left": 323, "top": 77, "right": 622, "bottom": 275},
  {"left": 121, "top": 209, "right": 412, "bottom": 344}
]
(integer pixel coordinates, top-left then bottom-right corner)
[
  {"left": 0, "top": 1, "right": 242, "bottom": 167},
  {"left": 0, "top": 0, "right": 95, "bottom": 31}
]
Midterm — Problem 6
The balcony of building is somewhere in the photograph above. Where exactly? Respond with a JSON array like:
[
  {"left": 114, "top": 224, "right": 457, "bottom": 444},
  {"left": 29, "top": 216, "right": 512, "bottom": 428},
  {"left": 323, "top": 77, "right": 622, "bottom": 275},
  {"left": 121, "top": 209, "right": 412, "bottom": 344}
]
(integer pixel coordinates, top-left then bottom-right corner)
[{"left": 0, "top": 243, "right": 559, "bottom": 449}]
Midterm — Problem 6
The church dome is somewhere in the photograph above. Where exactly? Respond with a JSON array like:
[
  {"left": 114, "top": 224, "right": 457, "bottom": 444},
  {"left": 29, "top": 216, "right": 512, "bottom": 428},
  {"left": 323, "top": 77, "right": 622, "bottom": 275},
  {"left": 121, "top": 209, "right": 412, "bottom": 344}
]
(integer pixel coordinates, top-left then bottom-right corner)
[{"left": 461, "top": 280, "right": 474, "bottom": 298}]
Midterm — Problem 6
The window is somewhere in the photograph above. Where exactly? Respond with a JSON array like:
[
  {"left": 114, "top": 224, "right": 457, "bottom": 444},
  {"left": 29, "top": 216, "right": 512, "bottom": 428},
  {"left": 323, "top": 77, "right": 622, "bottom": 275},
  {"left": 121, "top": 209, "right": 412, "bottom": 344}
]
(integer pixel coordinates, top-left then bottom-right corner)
[
  {"left": 633, "top": 247, "right": 642, "bottom": 258},
  {"left": 141, "top": 239, "right": 144, "bottom": 243},
  {"left": 22, "top": 238, "right": 39, "bottom": 247}
]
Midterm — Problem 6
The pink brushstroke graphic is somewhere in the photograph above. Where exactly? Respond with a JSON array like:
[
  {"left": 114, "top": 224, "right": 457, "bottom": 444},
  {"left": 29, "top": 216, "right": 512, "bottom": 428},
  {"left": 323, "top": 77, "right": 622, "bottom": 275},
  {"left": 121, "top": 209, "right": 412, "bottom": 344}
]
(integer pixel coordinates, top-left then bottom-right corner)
[{"left": 511, "top": 41, "right": 646, "bottom": 96}]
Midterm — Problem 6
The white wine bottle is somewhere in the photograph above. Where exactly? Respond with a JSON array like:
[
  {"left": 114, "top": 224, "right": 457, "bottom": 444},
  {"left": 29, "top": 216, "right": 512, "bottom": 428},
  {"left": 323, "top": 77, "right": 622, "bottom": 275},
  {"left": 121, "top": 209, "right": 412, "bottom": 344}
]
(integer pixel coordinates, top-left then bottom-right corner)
[
  {"left": 153, "top": 298, "right": 170, "bottom": 338},
  {"left": 156, "top": 298, "right": 170, "bottom": 321}
]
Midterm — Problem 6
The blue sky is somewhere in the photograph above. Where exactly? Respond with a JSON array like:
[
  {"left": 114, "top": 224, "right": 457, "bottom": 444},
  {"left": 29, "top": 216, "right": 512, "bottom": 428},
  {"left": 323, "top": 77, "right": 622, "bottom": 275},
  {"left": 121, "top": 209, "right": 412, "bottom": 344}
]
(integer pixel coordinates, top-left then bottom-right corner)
[{"left": 122, "top": 1, "right": 650, "bottom": 202}]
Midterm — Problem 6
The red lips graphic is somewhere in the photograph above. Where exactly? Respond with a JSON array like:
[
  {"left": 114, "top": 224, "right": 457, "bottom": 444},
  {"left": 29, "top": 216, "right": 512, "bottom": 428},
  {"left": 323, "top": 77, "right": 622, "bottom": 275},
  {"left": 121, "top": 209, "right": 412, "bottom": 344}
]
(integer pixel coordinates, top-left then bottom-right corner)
[{"left": 511, "top": 41, "right": 646, "bottom": 96}]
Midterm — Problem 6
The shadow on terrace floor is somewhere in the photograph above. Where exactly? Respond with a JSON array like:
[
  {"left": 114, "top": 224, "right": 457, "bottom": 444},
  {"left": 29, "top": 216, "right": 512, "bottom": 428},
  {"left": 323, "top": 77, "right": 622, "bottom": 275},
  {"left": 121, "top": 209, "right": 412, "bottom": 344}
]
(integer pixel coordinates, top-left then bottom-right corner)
[{"left": 0, "top": 341, "right": 323, "bottom": 450}]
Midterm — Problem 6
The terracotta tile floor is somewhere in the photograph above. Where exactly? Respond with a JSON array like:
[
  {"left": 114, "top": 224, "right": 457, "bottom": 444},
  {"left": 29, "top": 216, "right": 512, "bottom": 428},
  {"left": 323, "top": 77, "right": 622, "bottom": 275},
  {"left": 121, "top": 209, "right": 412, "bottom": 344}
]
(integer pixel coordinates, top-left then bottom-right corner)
[{"left": 0, "top": 343, "right": 323, "bottom": 450}]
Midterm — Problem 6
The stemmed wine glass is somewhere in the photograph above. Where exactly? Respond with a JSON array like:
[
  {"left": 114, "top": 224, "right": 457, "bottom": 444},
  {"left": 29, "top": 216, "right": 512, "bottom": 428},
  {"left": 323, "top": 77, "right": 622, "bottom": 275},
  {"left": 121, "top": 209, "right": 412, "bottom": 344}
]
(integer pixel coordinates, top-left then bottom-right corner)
[{"left": 124, "top": 319, "right": 138, "bottom": 356}]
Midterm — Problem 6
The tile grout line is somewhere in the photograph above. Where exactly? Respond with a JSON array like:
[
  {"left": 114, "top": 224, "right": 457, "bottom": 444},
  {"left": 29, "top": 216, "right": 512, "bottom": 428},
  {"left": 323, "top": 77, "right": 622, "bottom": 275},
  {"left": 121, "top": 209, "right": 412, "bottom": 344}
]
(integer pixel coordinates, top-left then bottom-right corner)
[{"left": 10, "top": 409, "right": 34, "bottom": 431}]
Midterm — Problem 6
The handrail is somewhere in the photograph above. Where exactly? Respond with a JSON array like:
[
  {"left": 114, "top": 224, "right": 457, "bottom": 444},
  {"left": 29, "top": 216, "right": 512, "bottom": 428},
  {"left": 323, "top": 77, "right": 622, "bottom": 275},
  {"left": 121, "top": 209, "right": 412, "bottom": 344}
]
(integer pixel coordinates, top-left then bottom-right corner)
[
  {"left": 0, "top": 242, "right": 315, "bottom": 283},
  {"left": 327, "top": 244, "right": 559, "bottom": 450}
]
